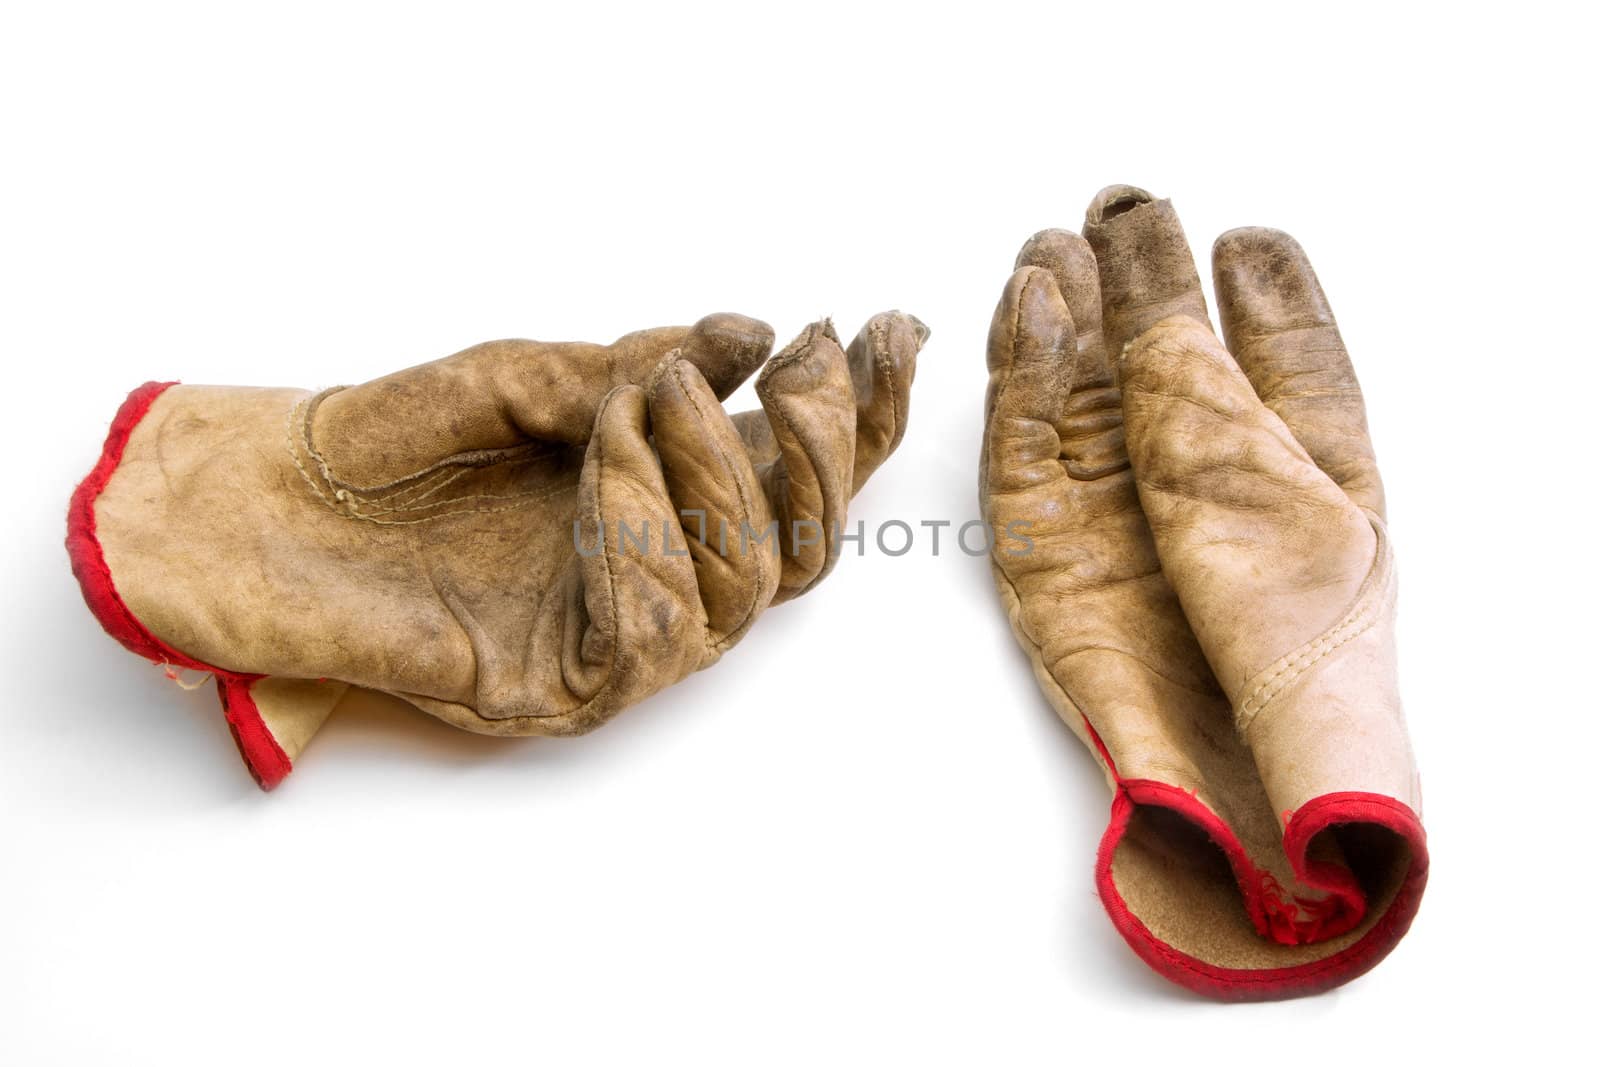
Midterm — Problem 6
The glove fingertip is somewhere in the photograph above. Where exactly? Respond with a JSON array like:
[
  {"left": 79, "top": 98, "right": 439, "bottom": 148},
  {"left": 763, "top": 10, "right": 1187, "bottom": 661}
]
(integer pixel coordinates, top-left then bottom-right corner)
[{"left": 685, "top": 313, "right": 776, "bottom": 400}]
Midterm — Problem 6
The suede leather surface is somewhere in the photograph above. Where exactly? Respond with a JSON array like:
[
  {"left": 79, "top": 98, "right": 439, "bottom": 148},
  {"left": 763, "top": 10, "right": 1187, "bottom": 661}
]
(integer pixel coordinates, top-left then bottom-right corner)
[
  {"left": 90, "top": 311, "right": 925, "bottom": 747},
  {"left": 982, "top": 185, "right": 1423, "bottom": 993}
]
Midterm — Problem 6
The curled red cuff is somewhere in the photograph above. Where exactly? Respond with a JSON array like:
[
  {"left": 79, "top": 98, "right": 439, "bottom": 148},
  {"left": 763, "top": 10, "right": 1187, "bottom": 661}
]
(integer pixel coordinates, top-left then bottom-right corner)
[
  {"left": 66, "top": 381, "right": 290, "bottom": 790},
  {"left": 1083, "top": 713, "right": 1428, "bottom": 999}
]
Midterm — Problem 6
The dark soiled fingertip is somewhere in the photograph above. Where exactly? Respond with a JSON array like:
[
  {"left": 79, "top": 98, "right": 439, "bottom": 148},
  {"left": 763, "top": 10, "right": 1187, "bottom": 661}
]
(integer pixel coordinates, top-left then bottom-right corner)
[
  {"left": 1212, "top": 227, "right": 1326, "bottom": 319},
  {"left": 1087, "top": 184, "right": 1157, "bottom": 225},
  {"left": 1212, "top": 226, "right": 1306, "bottom": 268},
  {"left": 1014, "top": 228, "right": 1083, "bottom": 270},
  {"left": 693, "top": 312, "right": 776, "bottom": 357},
  {"left": 1014, "top": 228, "right": 1100, "bottom": 329},
  {"left": 685, "top": 312, "right": 776, "bottom": 397}
]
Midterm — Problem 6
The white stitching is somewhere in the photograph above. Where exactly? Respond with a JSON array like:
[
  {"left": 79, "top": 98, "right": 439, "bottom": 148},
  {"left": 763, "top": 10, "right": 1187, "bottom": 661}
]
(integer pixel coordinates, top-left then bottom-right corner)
[{"left": 1235, "top": 520, "right": 1396, "bottom": 734}]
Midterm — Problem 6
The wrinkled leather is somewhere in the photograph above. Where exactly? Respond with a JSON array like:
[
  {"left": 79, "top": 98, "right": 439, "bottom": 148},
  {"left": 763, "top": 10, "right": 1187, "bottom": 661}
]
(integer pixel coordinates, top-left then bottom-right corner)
[
  {"left": 89, "top": 310, "right": 925, "bottom": 752},
  {"left": 983, "top": 185, "right": 1423, "bottom": 995}
]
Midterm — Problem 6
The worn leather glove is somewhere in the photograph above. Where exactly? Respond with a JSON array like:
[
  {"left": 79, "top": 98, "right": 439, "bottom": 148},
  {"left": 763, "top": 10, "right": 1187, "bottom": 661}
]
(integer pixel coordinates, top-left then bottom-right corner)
[
  {"left": 70, "top": 311, "right": 925, "bottom": 788},
  {"left": 982, "top": 185, "right": 1426, "bottom": 999}
]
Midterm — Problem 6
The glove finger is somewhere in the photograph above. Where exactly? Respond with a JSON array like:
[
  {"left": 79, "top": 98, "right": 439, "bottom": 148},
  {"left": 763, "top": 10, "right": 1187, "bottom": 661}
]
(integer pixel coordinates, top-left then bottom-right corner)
[
  {"left": 1015, "top": 229, "right": 1110, "bottom": 387},
  {"left": 1013, "top": 229, "right": 1127, "bottom": 479},
  {"left": 843, "top": 311, "right": 928, "bottom": 496},
  {"left": 751, "top": 320, "right": 857, "bottom": 604},
  {"left": 982, "top": 265, "right": 1073, "bottom": 497},
  {"left": 309, "top": 314, "right": 773, "bottom": 487},
  {"left": 1119, "top": 316, "right": 1377, "bottom": 696},
  {"left": 566, "top": 384, "right": 708, "bottom": 710},
  {"left": 647, "top": 354, "right": 779, "bottom": 651},
  {"left": 1082, "top": 185, "right": 1214, "bottom": 362},
  {"left": 1213, "top": 227, "right": 1385, "bottom": 519},
  {"left": 611, "top": 313, "right": 775, "bottom": 403}
]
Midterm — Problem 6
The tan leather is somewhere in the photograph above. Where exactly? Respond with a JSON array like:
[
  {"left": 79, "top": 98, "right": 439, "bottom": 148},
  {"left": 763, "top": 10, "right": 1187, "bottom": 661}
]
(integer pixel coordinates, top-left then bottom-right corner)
[
  {"left": 248, "top": 678, "right": 350, "bottom": 764},
  {"left": 90, "top": 311, "right": 925, "bottom": 758},
  {"left": 983, "top": 185, "right": 1424, "bottom": 997}
]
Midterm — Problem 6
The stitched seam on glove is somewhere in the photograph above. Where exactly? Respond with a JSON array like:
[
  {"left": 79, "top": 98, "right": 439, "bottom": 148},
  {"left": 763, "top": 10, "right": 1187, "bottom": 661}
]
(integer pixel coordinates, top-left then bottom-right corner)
[
  {"left": 1235, "top": 519, "right": 1396, "bottom": 733},
  {"left": 288, "top": 390, "right": 565, "bottom": 523}
]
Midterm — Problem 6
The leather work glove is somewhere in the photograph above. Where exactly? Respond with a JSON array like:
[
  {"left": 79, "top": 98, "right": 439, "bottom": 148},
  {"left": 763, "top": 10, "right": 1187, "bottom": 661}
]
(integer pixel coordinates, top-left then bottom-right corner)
[
  {"left": 69, "top": 311, "right": 926, "bottom": 789},
  {"left": 982, "top": 185, "right": 1426, "bottom": 999}
]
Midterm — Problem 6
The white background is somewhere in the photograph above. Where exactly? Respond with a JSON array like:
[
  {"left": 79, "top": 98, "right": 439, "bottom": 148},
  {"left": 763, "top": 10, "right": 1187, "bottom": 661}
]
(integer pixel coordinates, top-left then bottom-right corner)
[{"left": 2, "top": 2, "right": 1593, "bottom": 1062}]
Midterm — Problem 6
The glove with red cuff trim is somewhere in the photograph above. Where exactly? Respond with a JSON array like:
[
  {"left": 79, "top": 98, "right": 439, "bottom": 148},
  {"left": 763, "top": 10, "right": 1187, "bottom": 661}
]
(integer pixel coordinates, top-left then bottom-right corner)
[
  {"left": 68, "top": 311, "right": 925, "bottom": 789},
  {"left": 981, "top": 185, "right": 1427, "bottom": 999}
]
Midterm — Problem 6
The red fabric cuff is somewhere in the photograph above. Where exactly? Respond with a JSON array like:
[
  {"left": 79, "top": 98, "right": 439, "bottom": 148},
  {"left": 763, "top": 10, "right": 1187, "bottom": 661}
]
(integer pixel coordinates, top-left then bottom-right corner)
[
  {"left": 1083, "top": 713, "right": 1428, "bottom": 1000},
  {"left": 66, "top": 381, "right": 291, "bottom": 790}
]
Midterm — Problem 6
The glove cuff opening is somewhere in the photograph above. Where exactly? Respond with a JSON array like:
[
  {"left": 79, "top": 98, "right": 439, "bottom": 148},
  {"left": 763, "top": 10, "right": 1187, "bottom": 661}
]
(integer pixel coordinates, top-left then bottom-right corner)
[{"left": 1082, "top": 714, "right": 1428, "bottom": 1000}]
